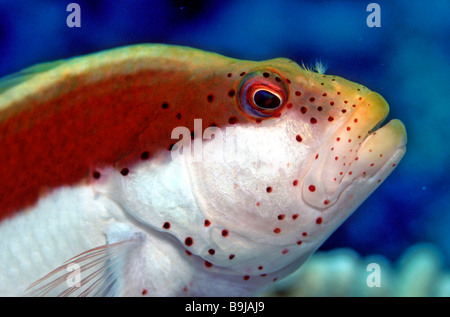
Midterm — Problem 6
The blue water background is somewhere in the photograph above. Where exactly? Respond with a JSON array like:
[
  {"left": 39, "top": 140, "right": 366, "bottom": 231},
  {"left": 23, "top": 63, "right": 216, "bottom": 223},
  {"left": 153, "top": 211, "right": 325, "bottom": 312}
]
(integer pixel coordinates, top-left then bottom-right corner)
[{"left": 0, "top": 0, "right": 449, "bottom": 266}]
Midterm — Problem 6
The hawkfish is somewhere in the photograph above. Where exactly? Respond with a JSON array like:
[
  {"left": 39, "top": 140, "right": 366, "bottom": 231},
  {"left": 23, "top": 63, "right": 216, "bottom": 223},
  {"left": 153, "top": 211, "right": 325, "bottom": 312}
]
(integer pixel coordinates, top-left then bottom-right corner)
[{"left": 0, "top": 44, "right": 406, "bottom": 296}]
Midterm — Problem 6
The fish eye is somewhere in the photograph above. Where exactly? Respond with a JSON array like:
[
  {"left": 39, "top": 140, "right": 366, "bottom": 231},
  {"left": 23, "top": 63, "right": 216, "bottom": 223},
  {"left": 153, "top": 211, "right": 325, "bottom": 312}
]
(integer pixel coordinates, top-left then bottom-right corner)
[
  {"left": 253, "top": 89, "right": 282, "bottom": 110},
  {"left": 237, "top": 69, "right": 288, "bottom": 119}
]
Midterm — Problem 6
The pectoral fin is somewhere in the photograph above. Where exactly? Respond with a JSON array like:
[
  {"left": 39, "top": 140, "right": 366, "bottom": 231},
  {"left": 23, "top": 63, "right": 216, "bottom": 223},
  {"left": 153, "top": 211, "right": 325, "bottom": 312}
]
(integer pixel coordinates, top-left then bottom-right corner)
[{"left": 25, "top": 238, "right": 142, "bottom": 297}]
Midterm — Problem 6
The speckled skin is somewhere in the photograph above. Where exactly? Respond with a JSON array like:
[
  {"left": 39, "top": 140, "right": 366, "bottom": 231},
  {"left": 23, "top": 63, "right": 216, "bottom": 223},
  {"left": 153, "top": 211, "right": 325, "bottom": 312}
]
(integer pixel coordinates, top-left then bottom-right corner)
[{"left": 0, "top": 44, "right": 406, "bottom": 296}]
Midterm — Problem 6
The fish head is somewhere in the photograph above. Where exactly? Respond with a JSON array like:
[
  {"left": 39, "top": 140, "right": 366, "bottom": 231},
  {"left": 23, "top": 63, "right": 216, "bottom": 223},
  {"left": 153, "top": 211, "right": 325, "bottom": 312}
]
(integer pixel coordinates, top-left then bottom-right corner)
[{"left": 182, "top": 58, "right": 407, "bottom": 276}]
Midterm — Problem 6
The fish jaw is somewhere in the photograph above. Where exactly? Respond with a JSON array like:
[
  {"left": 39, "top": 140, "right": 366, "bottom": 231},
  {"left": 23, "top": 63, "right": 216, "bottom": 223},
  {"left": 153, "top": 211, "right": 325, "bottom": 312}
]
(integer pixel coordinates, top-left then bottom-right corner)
[{"left": 302, "top": 91, "right": 407, "bottom": 210}]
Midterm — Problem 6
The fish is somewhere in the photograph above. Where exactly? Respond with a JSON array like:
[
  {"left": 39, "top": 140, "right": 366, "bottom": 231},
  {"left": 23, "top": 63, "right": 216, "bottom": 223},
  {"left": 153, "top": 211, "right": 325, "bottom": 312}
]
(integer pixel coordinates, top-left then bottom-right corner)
[{"left": 0, "top": 44, "right": 406, "bottom": 296}]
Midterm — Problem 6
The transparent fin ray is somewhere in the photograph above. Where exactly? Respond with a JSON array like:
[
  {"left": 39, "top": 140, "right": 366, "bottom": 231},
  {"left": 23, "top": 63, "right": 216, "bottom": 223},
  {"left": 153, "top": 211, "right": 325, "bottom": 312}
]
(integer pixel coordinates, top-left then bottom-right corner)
[{"left": 25, "top": 239, "right": 139, "bottom": 297}]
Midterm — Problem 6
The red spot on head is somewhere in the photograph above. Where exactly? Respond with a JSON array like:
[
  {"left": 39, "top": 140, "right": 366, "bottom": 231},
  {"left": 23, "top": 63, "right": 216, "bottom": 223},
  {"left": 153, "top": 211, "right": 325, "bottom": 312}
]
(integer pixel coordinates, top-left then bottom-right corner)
[
  {"left": 277, "top": 214, "right": 285, "bottom": 220},
  {"left": 316, "top": 217, "right": 323, "bottom": 224},
  {"left": 293, "top": 180, "right": 298, "bottom": 186},
  {"left": 295, "top": 91, "right": 302, "bottom": 96},
  {"left": 328, "top": 116, "right": 334, "bottom": 122},
  {"left": 120, "top": 168, "right": 129, "bottom": 176},
  {"left": 266, "top": 186, "right": 272, "bottom": 193},
  {"left": 296, "top": 135, "right": 302, "bottom": 142},
  {"left": 243, "top": 275, "right": 250, "bottom": 281},
  {"left": 207, "top": 94, "right": 214, "bottom": 103},
  {"left": 296, "top": 240, "right": 302, "bottom": 245},
  {"left": 309, "top": 97, "right": 315, "bottom": 102},
  {"left": 204, "top": 219, "right": 211, "bottom": 227},
  {"left": 324, "top": 199, "right": 330, "bottom": 205},
  {"left": 222, "top": 229, "right": 229, "bottom": 237},
  {"left": 258, "top": 266, "right": 264, "bottom": 270},
  {"left": 292, "top": 213, "right": 299, "bottom": 220},
  {"left": 256, "top": 202, "right": 260, "bottom": 206},
  {"left": 302, "top": 232, "right": 308, "bottom": 236},
  {"left": 92, "top": 171, "right": 101, "bottom": 179},
  {"left": 208, "top": 249, "right": 215, "bottom": 255},
  {"left": 228, "top": 116, "right": 238, "bottom": 124},
  {"left": 229, "top": 254, "right": 235, "bottom": 260},
  {"left": 282, "top": 248, "right": 289, "bottom": 254},
  {"left": 204, "top": 261, "right": 213, "bottom": 268},
  {"left": 347, "top": 126, "right": 351, "bottom": 131},
  {"left": 336, "top": 137, "right": 341, "bottom": 141},
  {"left": 142, "top": 289, "right": 147, "bottom": 295},
  {"left": 185, "top": 237, "right": 193, "bottom": 246},
  {"left": 185, "top": 250, "right": 192, "bottom": 256},
  {"left": 310, "top": 117, "right": 317, "bottom": 124},
  {"left": 308, "top": 185, "right": 316, "bottom": 192},
  {"left": 228, "top": 89, "right": 235, "bottom": 97},
  {"left": 274, "top": 228, "right": 281, "bottom": 234},
  {"left": 162, "top": 222, "right": 170, "bottom": 229}
]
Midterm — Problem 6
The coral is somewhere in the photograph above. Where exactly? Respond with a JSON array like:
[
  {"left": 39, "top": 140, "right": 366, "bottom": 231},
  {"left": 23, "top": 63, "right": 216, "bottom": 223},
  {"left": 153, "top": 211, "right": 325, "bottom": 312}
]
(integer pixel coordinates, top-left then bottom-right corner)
[{"left": 263, "top": 243, "right": 449, "bottom": 297}]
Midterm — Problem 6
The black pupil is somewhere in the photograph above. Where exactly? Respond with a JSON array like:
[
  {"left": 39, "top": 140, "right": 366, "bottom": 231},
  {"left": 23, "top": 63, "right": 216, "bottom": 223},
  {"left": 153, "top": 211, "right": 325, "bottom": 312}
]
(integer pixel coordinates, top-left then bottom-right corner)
[{"left": 253, "top": 90, "right": 281, "bottom": 109}]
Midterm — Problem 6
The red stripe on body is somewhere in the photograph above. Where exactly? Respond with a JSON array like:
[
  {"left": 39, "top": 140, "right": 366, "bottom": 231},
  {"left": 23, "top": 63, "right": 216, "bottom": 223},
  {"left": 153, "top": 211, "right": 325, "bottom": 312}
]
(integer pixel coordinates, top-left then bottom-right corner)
[{"left": 0, "top": 67, "right": 241, "bottom": 220}]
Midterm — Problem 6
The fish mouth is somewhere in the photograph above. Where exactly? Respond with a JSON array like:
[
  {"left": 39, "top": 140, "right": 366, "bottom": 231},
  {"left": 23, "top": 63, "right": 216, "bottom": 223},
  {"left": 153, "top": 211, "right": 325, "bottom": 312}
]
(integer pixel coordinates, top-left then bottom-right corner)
[{"left": 302, "top": 91, "right": 407, "bottom": 209}]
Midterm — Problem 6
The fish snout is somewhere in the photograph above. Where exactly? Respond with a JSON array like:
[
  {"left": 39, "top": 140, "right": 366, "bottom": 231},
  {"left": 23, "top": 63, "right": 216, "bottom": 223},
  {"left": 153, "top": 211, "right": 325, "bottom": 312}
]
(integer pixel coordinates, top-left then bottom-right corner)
[{"left": 301, "top": 91, "right": 407, "bottom": 209}]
